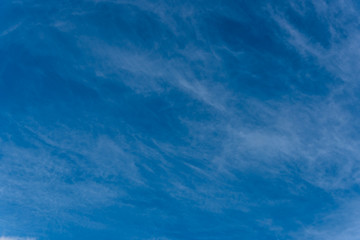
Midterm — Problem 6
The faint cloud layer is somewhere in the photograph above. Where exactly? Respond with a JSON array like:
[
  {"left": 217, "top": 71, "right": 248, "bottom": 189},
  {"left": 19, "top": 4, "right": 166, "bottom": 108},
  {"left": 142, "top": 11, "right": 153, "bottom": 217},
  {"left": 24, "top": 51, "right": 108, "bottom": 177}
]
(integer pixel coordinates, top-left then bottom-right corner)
[{"left": 0, "top": 237, "right": 36, "bottom": 240}]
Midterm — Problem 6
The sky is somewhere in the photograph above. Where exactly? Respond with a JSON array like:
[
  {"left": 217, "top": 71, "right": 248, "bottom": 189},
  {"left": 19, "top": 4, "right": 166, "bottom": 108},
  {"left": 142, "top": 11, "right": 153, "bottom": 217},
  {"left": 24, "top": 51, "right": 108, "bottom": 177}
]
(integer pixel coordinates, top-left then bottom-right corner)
[{"left": 1, "top": 0, "right": 360, "bottom": 239}]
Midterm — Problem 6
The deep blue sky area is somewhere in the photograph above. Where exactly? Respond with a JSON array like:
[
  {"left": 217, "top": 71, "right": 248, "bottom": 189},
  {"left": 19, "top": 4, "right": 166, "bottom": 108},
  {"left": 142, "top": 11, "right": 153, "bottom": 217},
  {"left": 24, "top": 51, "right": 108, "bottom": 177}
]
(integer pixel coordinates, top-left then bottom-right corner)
[{"left": 1, "top": 0, "right": 360, "bottom": 239}]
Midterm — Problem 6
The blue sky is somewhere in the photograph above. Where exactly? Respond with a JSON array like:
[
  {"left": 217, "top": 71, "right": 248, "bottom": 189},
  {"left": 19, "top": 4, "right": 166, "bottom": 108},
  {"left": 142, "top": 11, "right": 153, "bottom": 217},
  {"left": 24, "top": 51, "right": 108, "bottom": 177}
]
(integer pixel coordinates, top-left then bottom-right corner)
[{"left": 1, "top": 0, "right": 360, "bottom": 239}]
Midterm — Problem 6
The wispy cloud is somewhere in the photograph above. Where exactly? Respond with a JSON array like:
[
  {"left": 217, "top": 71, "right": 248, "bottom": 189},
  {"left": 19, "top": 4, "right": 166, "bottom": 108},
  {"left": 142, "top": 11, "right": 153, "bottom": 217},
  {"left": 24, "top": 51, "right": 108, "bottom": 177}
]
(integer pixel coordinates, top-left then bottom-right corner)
[
  {"left": 0, "top": 23, "right": 22, "bottom": 37},
  {"left": 3, "top": 0, "right": 360, "bottom": 239}
]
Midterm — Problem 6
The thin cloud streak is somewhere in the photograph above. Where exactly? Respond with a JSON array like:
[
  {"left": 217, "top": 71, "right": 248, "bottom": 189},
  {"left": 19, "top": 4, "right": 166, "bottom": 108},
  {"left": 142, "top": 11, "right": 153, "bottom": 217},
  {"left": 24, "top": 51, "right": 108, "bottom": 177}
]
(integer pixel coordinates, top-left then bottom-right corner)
[{"left": 0, "top": 237, "right": 36, "bottom": 240}]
